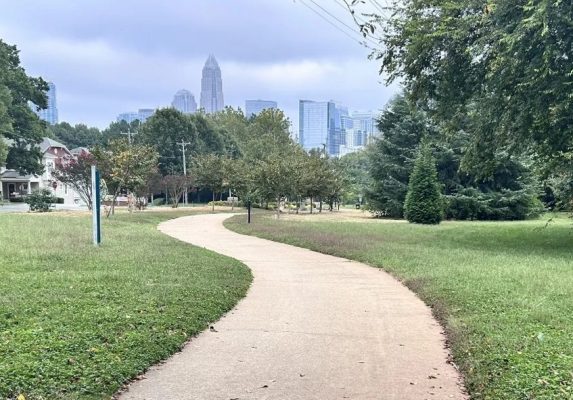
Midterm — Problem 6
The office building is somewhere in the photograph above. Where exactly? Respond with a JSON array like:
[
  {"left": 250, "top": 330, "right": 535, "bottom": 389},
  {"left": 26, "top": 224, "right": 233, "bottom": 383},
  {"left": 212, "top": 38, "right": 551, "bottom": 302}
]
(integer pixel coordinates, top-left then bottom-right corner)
[
  {"left": 36, "top": 82, "right": 58, "bottom": 125},
  {"left": 116, "top": 108, "right": 155, "bottom": 124},
  {"left": 200, "top": 55, "right": 224, "bottom": 113},
  {"left": 172, "top": 89, "right": 197, "bottom": 114},
  {"left": 298, "top": 100, "right": 347, "bottom": 157},
  {"left": 245, "top": 100, "right": 277, "bottom": 118}
]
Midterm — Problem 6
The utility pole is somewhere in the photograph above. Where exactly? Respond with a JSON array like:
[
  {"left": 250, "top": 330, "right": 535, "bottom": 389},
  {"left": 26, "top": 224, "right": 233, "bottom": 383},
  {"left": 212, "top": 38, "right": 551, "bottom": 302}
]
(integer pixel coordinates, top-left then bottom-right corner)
[
  {"left": 120, "top": 127, "right": 138, "bottom": 145},
  {"left": 177, "top": 141, "right": 191, "bottom": 205}
]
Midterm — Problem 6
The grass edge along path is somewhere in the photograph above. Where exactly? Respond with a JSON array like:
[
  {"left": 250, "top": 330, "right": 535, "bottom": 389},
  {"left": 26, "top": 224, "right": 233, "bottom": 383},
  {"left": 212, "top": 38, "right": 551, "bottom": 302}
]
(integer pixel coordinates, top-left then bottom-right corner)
[
  {"left": 224, "top": 213, "right": 573, "bottom": 400},
  {"left": 0, "top": 210, "right": 252, "bottom": 400}
]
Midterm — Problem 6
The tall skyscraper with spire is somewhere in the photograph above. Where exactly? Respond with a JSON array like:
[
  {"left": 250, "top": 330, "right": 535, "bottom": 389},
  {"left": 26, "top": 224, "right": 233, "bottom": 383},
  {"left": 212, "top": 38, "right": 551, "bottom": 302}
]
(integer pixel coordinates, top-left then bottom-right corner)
[{"left": 200, "top": 55, "right": 224, "bottom": 113}]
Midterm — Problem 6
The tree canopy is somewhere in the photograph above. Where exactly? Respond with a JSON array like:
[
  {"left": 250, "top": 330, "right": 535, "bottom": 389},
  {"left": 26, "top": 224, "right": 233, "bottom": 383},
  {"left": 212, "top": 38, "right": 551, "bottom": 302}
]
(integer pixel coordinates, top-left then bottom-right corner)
[{"left": 0, "top": 39, "right": 48, "bottom": 174}]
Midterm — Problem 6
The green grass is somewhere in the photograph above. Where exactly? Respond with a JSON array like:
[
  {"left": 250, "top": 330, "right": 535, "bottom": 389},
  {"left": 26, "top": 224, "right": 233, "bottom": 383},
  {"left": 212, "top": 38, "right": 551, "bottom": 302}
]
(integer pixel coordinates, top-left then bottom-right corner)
[
  {"left": 0, "top": 210, "right": 252, "bottom": 399},
  {"left": 225, "top": 213, "right": 573, "bottom": 399}
]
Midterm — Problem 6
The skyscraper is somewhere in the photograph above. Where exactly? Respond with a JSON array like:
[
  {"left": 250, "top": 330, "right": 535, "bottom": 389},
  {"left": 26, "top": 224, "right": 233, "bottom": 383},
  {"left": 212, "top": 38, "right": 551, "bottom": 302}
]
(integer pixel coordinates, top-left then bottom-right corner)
[
  {"left": 37, "top": 82, "right": 58, "bottom": 125},
  {"left": 245, "top": 100, "right": 277, "bottom": 118},
  {"left": 116, "top": 109, "right": 155, "bottom": 123},
  {"left": 200, "top": 55, "right": 224, "bottom": 113},
  {"left": 172, "top": 89, "right": 197, "bottom": 114},
  {"left": 299, "top": 100, "right": 347, "bottom": 157}
]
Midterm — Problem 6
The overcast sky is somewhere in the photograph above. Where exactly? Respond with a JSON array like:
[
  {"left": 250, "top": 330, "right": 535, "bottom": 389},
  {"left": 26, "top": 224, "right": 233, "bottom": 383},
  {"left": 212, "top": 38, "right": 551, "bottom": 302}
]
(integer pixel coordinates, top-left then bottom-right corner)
[{"left": 0, "top": 0, "right": 399, "bottom": 131}]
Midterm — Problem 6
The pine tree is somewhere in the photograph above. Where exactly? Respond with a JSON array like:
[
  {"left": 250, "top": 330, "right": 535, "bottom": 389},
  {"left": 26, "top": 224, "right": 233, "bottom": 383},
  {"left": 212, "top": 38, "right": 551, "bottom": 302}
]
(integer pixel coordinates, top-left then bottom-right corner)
[{"left": 404, "top": 144, "right": 443, "bottom": 224}]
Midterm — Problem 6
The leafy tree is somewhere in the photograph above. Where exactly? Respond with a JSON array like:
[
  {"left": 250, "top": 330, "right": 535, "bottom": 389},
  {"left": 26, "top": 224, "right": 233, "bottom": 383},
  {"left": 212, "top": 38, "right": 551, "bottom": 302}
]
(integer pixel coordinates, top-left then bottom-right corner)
[
  {"left": 101, "top": 119, "right": 140, "bottom": 145},
  {"left": 161, "top": 174, "right": 194, "bottom": 208},
  {"left": 254, "top": 146, "right": 303, "bottom": 219},
  {"left": 193, "top": 154, "right": 228, "bottom": 211},
  {"left": 48, "top": 122, "right": 102, "bottom": 149},
  {"left": 92, "top": 139, "right": 159, "bottom": 216},
  {"left": 350, "top": 0, "right": 573, "bottom": 171},
  {"left": 299, "top": 149, "right": 331, "bottom": 213},
  {"left": 338, "top": 150, "right": 371, "bottom": 205},
  {"left": 404, "top": 144, "right": 443, "bottom": 224},
  {"left": 52, "top": 151, "right": 97, "bottom": 210},
  {"left": 0, "top": 39, "right": 48, "bottom": 174}
]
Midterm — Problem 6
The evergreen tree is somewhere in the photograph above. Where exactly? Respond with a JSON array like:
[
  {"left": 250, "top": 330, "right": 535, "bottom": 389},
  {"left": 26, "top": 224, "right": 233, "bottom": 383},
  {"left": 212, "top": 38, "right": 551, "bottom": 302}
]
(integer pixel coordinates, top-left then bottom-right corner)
[{"left": 404, "top": 144, "right": 443, "bottom": 224}]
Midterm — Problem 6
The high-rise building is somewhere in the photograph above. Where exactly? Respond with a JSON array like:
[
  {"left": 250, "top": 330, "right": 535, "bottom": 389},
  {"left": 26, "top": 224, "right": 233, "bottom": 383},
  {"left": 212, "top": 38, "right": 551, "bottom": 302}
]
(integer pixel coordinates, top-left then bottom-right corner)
[
  {"left": 37, "top": 82, "right": 58, "bottom": 125},
  {"left": 351, "top": 111, "right": 381, "bottom": 145},
  {"left": 245, "top": 100, "right": 277, "bottom": 118},
  {"left": 116, "top": 108, "right": 155, "bottom": 124},
  {"left": 172, "top": 89, "right": 197, "bottom": 114},
  {"left": 200, "top": 55, "right": 224, "bottom": 113},
  {"left": 299, "top": 100, "right": 347, "bottom": 157}
]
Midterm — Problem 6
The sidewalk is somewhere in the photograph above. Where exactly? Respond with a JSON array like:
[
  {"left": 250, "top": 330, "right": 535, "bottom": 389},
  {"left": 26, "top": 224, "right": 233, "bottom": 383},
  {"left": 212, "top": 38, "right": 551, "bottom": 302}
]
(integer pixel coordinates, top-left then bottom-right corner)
[{"left": 119, "top": 213, "right": 466, "bottom": 400}]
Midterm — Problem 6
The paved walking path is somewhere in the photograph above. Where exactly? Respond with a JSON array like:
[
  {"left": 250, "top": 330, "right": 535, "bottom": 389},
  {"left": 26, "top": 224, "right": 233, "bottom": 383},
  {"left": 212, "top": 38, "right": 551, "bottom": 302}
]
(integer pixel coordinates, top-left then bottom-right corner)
[{"left": 120, "top": 214, "right": 467, "bottom": 400}]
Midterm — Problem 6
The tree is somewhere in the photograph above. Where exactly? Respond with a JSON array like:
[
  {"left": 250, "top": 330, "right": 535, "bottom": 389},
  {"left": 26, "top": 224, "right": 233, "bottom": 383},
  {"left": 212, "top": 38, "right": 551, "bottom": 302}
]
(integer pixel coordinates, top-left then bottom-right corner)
[
  {"left": 52, "top": 151, "right": 97, "bottom": 210},
  {"left": 193, "top": 154, "right": 228, "bottom": 211},
  {"left": 48, "top": 122, "right": 102, "bottom": 149},
  {"left": 338, "top": 150, "right": 371, "bottom": 205},
  {"left": 367, "top": 94, "right": 433, "bottom": 217},
  {"left": 0, "top": 39, "right": 48, "bottom": 174},
  {"left": 161, "top": 174, "right": 194, "bottom": 208},
  {"left": 349, "top": 0, "right": 573, "bottom": 171},
  {"left": 92, "top": 139, "right": 159, "bottom": 216},
  {"left": 299, "top": 149, "right": 330, "bottom": 213},
  {"left": 404, "top": 145, "right": 443, "bottom": 224}
]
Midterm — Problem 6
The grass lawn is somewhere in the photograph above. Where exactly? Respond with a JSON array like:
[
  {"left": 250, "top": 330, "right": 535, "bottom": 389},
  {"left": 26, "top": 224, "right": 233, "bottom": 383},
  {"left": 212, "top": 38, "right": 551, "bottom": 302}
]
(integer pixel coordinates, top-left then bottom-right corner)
[
  {"left": 0, "top": 210, "right": 252, "bottom": 399},
  {"left": 225, "top": 212, "right": 573, "bottom": 399}
]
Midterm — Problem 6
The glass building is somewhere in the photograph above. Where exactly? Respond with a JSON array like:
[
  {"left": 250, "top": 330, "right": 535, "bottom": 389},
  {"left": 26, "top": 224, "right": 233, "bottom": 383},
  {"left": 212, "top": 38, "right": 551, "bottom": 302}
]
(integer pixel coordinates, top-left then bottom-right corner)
[
  {"left": 245, "top": 100, "right": 277, "bottom": 118},
  {"left": 36, "top": 82, "right": 58, "bottom": 125},
  {"left": 172, "top": 89, "right": 197, "bottom": 114},
  {"left": 299, "top": 100, "right": 348, "bottom": 157},
  {"left": 200, "top": 55, "right": 224, "bottom": 113},
  {"left": 116, "top": 108, "right": 155, "bottom": 123}
]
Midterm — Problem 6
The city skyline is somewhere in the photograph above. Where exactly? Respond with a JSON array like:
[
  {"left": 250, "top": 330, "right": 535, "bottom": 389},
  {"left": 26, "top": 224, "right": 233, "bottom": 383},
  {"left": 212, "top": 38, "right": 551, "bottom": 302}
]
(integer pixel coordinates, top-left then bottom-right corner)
[{"left": 0, "top": 1, "right": 397, "bottom": 131}]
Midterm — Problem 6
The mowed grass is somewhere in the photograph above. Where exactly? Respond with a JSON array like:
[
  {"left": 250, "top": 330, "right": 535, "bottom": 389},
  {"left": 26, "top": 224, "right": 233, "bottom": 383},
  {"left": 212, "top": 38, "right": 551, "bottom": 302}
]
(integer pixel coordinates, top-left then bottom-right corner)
[
  {"left": 0, "top": 210, "right": 252, "bottom": 399},
  {"left": 225, "top": 213, "right": 573, "bottom": 399}
]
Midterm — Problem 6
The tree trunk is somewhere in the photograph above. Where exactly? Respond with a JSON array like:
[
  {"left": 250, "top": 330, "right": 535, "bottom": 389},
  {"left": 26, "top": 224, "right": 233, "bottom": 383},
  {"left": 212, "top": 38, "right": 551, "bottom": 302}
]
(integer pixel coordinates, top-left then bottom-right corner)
[
  {"left": 212, "top": 191, "right": 215, "bottom": 212},
  {"left": 319, "top": 198, "right": 323, "bottom": 213},
  {"left": 276, "top": 195, "right": 281, "bottom": 219},
  {"left": 247, "top": 202, "right": 251, "bottom": 224},
  {"left": 310, "top": 196, "right": 313, "bottom": 214}
]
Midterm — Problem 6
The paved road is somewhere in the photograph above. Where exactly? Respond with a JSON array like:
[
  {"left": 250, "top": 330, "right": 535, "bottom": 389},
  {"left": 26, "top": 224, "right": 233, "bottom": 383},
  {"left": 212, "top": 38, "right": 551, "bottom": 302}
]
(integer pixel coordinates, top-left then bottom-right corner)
[{"left": 119, "top": 214, "right": 467, "bottom": 400}]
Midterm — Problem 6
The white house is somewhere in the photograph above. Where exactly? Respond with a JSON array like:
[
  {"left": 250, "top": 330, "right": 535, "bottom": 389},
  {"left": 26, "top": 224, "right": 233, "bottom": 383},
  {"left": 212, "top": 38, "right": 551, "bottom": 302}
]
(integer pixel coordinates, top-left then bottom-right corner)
[{"left": 1, "top": 138, "right": 84, "bottom": 205}]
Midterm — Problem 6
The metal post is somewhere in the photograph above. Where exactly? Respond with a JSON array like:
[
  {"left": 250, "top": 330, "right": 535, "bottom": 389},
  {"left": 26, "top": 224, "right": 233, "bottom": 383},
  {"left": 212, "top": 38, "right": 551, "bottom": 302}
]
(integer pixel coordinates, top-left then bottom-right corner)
[
  {"left": 91, "top": 166, "right": 101, "bottom": 246},
  {"left": 177, "top": 141, "right": 191, "bottom": 205}
]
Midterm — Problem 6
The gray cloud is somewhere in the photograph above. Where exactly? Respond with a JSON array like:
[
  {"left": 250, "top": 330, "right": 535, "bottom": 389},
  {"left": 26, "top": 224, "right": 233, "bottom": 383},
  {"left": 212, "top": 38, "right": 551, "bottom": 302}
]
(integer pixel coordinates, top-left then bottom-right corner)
[{"left": 0, "top": 0, "right": 399, "bottom": 129}]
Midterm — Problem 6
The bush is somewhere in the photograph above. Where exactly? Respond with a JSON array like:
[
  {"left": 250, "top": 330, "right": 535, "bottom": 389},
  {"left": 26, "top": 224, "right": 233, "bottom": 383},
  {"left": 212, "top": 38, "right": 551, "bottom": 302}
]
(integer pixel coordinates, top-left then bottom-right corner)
[
  {"left": 152, "top": 198, "right": 165, "bottom": 206},
  {"left": 25, "top": 189, "right": 56, "bottom": 212},
  {"left": 55, "top": 197, "right": 65, "bottom": 204},
  {"left": 445, "top": 188, "right": 545, "bottom": 221},
  {"left": 404, "top": 145, "right": 443, "bottom": 224},
  {"left": 9, "top": 197, "right": 26, "bottom": 203}
]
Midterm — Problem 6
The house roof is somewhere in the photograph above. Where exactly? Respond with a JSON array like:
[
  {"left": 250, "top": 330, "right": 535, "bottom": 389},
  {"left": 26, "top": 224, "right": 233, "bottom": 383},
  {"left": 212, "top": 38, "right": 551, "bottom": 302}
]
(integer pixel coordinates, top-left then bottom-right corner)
[
  {"left": 70, "top": 147, "right": 90, "bottom": 155},
  {"left": 0, "top": 169, "right": 34, "bottom": 179},
  {"left": 40, "top": 137, "right": 69, "bottom": 153}
]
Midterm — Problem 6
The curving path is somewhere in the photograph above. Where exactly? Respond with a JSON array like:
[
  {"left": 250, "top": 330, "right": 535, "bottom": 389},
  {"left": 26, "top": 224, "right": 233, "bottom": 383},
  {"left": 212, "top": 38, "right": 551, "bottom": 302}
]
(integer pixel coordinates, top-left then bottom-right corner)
[{"left": 119, "top": 214, "right": 467, "bottom": 400}]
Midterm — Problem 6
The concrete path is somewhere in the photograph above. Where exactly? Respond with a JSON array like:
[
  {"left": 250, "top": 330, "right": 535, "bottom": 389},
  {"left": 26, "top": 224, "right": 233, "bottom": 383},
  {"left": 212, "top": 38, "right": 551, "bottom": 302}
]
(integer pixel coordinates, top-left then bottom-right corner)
[{"left": 120, "top": 214, "right": 467, "bottom": 400}]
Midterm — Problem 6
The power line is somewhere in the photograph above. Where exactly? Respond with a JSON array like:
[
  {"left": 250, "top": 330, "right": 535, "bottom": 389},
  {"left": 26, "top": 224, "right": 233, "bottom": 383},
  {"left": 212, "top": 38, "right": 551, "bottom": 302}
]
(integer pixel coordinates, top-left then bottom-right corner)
[
  {"left": 330, "top": 0, "right": 384, "bottom": 42},
  {"left": 297, "top": 0, "right": 374, "bottom": 49},
  {"left": 307, "top": 0, "right": 380, "bottom": 46}
]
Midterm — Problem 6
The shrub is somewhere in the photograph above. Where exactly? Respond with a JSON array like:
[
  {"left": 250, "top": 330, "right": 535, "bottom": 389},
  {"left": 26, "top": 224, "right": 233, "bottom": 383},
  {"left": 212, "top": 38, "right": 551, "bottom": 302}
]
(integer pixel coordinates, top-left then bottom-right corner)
[
  {"left": 55, "top": 197, "right": 65, "bottom": 204},
  {"left": 9, "top": 197, "right": 25, "bottom": 203},
  {"left": 445, "top": 188, "right": 545, "bottom": 221},
  {"left": 404, "top": 145, "right": 443, "bottom": 224},
  {"left": 152, "top": 198, "right": 165, "bottom": 206},
  {"left": 25, "top": 189, "right": 56, "bottom": 212}
]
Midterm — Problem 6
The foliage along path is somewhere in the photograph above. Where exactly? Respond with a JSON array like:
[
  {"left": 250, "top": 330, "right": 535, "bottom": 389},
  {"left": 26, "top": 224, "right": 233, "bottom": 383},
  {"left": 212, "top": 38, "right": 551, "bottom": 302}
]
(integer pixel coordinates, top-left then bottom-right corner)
[{"left": 119, "top": 214, "right": 467, "bottom": 399}]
